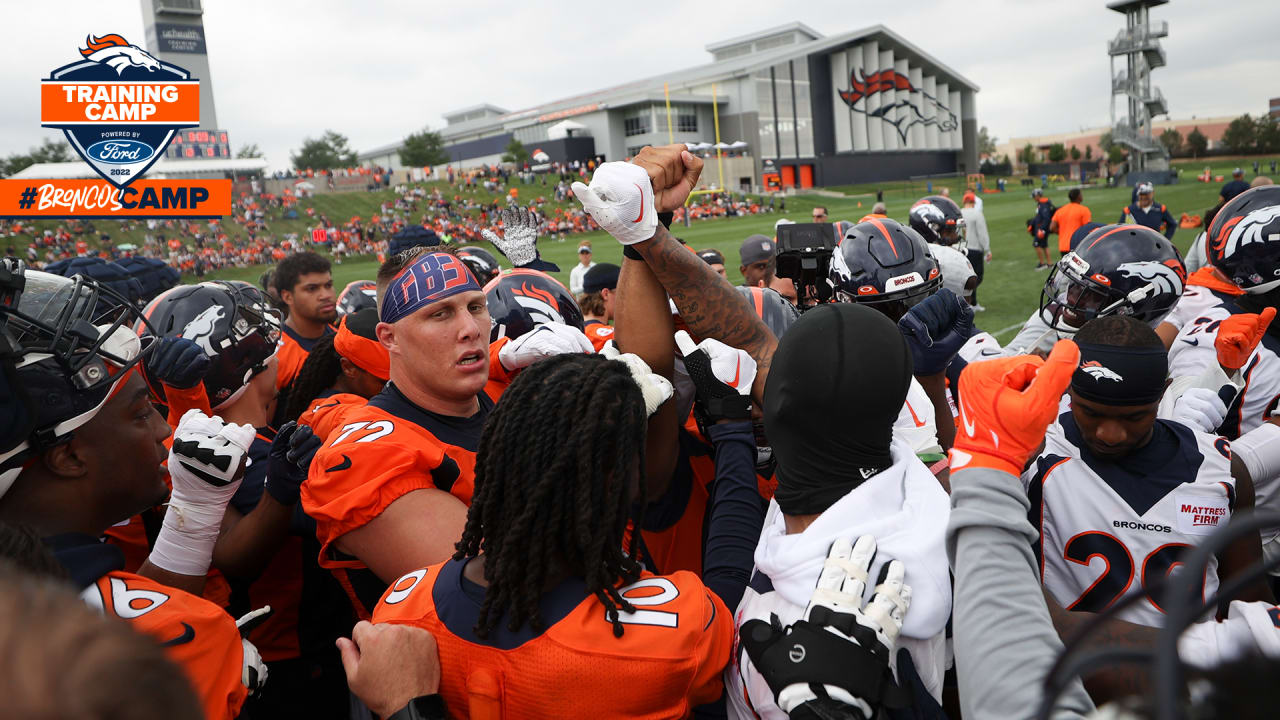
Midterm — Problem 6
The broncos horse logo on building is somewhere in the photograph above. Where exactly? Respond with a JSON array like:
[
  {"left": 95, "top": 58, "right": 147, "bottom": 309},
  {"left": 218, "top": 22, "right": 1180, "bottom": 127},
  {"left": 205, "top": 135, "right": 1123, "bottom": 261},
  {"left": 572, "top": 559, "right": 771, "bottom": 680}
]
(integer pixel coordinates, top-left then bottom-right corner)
[
  {"left": 79, "top": 34, "right": 162, "bottom": 75},
  {"left": 838, "top": 68, "right": 958, "bottom": 142}
]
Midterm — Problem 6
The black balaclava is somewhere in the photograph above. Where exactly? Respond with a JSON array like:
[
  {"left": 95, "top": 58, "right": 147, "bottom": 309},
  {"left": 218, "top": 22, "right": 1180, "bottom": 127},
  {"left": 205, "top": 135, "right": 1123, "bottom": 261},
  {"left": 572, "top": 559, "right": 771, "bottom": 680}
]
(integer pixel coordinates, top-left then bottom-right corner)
[{"left": 764, "top": 303, "right": 912, "bottom": 516}]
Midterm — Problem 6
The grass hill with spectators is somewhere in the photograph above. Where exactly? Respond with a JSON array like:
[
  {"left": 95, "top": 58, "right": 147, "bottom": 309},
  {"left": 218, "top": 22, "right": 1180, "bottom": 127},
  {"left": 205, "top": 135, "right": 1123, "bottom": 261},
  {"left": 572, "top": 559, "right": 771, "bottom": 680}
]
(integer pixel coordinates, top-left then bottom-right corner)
[
  {"left": 203, "top": 158, "right": 1266, "bottom": 343},
  {"left": 1, "top": 157, "right": 1271, "bottom": 343}
]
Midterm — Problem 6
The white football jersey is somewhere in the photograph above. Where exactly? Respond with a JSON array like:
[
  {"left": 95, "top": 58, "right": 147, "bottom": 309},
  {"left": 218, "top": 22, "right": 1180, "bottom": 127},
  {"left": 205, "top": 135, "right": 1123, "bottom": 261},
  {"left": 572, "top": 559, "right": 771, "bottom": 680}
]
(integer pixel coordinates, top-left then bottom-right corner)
[
  {"left": 1167, "top": 289, "right": 1280, "bottom": 438},
  {"left": 1006, "top": 309, "right": 1065, "bottom": 356},
  {"left": 1023, "top": 413, "right": 1234, "bottom": 627},
  {"left": 1162, "top": 283, "right": 1227, "bottom": 334}
]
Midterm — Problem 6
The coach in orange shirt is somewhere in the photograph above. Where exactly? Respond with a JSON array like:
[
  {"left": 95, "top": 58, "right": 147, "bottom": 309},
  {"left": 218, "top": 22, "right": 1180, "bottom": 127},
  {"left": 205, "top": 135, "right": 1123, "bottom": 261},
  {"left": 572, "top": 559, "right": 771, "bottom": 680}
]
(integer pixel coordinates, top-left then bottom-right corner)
[{"left": 1050, "top": 189, "right": 1091, "bottom": 256}]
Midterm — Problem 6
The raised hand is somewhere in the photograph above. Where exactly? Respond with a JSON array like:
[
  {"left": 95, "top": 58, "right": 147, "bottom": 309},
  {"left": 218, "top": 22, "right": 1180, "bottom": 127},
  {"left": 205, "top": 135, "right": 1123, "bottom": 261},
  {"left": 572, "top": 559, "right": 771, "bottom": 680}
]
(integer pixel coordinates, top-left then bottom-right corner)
[
  {"left": 572, "top": 162, "right": 658, "bottom": 245},
  {"left": 1216, "top": 306, "right": 1276, "bottom": 372},
  {"left": 951, "top": 340, "right": 1080, "bottom": 475}
]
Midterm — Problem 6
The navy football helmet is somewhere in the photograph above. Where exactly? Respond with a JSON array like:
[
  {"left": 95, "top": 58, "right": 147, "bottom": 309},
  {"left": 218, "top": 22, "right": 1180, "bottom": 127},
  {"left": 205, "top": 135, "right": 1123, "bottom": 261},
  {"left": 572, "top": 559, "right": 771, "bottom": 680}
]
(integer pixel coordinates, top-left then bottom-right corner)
[
  {"left": 909, "top": 195, "right": 965, "bottom": 247},
  {"left": 336, "top": 280, "right": 378, "bottom": 317},
  {"left": 455, "top": 246, "right": 502, "bottom": 286},
  {"left": 1040, "top": 224, "right": 1185, "bottom": 331},
  {"left": 140, "top": 281, "right": 281, "bottom": 410},
  {"left": 829, "top": 218, "right": 942, "bottom": 322},
  {"left": 0, "top": 260, "right": 155, "bottom": 488},
  {"left": 484, "top": 269, "right": 583, "bottom": 342},
  {"left": 1206, "top": 185, "right": 1280, "bottom": 295}
]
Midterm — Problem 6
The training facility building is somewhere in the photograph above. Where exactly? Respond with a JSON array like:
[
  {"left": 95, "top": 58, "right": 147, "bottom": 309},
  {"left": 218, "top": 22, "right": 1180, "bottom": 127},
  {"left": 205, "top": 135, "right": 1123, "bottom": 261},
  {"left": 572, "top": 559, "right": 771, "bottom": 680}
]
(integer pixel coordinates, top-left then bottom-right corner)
[{"left": 359, "top": 23, "right": 980, "bottom": 191}]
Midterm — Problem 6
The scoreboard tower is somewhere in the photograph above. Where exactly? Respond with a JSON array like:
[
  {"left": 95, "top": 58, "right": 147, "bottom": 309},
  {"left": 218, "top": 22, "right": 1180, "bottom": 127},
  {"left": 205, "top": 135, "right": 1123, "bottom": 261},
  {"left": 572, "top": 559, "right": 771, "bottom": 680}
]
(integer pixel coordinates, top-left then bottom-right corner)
[{"left": 139, "top": 0, "right": 232, "bottom": 159}]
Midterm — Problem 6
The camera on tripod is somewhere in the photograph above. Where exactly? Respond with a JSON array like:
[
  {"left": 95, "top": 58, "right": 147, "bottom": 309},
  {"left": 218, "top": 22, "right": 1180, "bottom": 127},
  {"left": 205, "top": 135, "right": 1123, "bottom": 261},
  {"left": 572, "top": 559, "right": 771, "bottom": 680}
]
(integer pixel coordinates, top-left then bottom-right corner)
[{"left": 774, "top": 223, "right": 840, "bottom": 308}]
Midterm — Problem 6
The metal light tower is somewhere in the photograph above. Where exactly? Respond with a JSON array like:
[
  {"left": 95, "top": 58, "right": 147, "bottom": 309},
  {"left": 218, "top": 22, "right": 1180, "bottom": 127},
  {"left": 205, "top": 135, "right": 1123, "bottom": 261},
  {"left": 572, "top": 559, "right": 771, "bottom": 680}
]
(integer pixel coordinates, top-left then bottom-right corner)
[{"left": 1108, "top": 0, "right": 1170, "bottom": 177}]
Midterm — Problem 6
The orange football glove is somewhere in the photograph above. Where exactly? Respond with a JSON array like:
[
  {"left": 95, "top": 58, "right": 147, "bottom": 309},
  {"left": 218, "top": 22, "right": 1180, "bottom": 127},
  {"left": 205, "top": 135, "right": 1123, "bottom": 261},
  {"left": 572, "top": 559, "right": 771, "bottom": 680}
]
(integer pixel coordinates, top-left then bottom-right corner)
[
  {"left": 1216, "top": 307, "right": 1276, "bottom": 372},
  {"left": 951, "top": 340, "right": 1081, "bottom": 476}
]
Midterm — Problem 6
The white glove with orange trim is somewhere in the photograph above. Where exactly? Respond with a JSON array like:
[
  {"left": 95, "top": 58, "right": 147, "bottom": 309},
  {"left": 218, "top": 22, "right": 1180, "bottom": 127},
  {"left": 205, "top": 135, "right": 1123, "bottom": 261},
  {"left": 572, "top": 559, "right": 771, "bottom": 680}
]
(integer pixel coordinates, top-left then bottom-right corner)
[
  {"left": 571, "top": 162, "right": 658, "bottom": 245},
  {"left": 950, "top": 340, "right": 1080, "bottom": 476}
]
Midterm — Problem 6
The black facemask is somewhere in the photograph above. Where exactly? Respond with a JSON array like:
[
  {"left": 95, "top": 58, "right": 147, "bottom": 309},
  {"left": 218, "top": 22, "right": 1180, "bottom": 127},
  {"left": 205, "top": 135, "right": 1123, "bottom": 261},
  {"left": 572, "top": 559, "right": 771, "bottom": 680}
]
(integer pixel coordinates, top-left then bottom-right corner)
[{"left": 764, "top": 304, "right": 912, "bottom": 516}]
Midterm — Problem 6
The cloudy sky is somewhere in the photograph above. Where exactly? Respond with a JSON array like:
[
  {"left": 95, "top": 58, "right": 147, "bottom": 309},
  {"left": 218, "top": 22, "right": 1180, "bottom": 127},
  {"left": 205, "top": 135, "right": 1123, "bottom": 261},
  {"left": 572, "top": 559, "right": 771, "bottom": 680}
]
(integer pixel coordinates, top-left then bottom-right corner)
[{"left": 5, "top": 0, "right": 1277, "bottom": 170}]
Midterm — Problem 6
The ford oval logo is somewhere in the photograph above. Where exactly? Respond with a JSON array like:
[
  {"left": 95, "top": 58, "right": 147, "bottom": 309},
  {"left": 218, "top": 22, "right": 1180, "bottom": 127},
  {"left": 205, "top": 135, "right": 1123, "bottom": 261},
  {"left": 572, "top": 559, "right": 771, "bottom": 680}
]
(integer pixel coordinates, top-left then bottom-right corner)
[{"left": 86, "top": 140, "right": 154, "bottom": 165}]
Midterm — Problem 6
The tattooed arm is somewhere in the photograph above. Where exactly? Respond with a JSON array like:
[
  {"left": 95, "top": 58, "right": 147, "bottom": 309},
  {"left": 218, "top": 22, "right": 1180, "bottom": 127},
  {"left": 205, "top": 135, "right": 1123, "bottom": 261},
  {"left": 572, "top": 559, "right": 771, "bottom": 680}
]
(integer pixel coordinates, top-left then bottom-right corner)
[{"left": 632, "top": 223, "right": 777, "bottom": 404}]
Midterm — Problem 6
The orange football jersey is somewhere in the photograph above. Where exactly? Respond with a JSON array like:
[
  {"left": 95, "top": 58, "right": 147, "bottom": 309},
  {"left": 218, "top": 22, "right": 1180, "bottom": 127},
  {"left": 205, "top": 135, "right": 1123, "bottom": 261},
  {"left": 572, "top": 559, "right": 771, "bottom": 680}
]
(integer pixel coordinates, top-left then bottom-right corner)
[
  {"left": 583, "top": 320, "right": 615, "bottom": 352},
  {"left": 302, "top": 383, "right": 492, "bottom": 616},
  {"left": 373, "top": 560, "right": 732, "bottom": 719},
  {"left": 52, "top": 536, "right": 247, "bottom": 720},
  {"left": 276, "top": 324, "right": 335, "bottom": 391}
]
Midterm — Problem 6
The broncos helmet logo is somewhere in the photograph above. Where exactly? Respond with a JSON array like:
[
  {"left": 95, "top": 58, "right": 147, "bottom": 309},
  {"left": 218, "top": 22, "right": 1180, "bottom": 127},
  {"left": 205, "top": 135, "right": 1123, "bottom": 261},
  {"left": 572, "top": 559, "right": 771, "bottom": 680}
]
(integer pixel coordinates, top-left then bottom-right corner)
[
  {"left": 839, "top": 68, "right": 959, "bottom": 142},
  {"left": 1117, "top": 261, "right": 1185, "bottom": 300},
  {"left": 911, "top": 202, "right": 946, "bottom": 227},
  {"left": 180, "top": 305, "right": 225, "bottom": 356},
  {"left": 79, "top": 34, "right": 161, "bottom": 76},
  {"left": 1210, "top": 205, "right": 1280, "bottom": 261},
  {"left": 1080, "top": 361, "right": 1124, "bottom": 382},
  {"left": 510, "top": 283, "right": 566, "bottom": 327}
]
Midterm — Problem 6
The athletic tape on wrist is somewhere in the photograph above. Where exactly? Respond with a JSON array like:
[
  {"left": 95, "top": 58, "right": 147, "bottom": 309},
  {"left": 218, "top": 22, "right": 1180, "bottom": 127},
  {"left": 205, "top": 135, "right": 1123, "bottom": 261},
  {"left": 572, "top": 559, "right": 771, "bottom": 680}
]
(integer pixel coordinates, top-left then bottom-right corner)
[{"left": 379, "top": 252, "right": 481, "bottom": 324}]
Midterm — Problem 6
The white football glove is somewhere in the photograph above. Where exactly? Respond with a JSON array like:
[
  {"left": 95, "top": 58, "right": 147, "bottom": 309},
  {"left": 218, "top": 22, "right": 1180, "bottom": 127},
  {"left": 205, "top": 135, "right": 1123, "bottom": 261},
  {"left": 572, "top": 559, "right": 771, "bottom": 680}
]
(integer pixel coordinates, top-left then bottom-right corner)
[
  {"left": 1170, "top": 387, "right": 1229, "bottom": 434},
  {"left": 148, "top": 409, "right": 255, "bottom": 576},
  {"left": 741, "top": 535, "right": 911, "bottom": 719},
  {"left": 241, "top": 637, "right": 269, "bottom": 694},
  {"left": 498, "top": 322, "right": 595, "bottom": 371},
  {"left": 571, "top": 162, "right": 658, "bottom": 245},
  {"left": 599, "top": 341, "right": 674, "bottom": 416},
  {"left": 674, "top": 330, "right": 756, "bottom": 396},
  {"left": 480, "top": 206, "right": 539, "bottom": 267}
]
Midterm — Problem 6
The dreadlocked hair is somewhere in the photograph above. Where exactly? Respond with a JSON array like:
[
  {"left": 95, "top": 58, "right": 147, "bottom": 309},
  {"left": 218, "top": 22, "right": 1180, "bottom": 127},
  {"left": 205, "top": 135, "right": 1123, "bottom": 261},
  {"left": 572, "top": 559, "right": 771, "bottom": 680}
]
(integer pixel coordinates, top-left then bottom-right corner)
[
  {"left": 455, "top": 353, "right": 648, "bottom": 639},
  {"left": 282, "top": 334, "right": 341, "bottom": 422}
]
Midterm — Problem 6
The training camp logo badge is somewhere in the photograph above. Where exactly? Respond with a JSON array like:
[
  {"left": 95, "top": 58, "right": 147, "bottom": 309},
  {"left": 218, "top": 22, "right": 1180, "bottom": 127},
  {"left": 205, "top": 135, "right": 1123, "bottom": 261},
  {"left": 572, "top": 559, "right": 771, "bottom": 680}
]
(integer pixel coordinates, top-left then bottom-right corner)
[{"left": 41, "top": 34, "right": 200, "bottom": 189}]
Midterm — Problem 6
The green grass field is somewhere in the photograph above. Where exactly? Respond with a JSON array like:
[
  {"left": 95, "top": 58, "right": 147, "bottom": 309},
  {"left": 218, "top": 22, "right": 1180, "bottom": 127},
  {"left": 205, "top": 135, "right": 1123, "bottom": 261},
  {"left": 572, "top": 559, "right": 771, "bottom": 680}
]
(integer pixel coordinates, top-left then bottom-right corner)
[{"left": 22, "top": 156, "right": 1273, "bottom": 343}]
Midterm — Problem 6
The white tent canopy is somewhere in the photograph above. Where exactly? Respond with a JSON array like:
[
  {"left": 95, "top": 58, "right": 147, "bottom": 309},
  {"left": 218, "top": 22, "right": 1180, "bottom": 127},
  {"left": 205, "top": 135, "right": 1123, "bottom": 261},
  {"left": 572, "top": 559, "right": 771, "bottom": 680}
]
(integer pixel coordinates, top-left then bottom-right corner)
[
  {"left": 547, "top": 119, "right": 590, "bottom": 140},
  {"left": 728, "top": 140, "right": 749, "bottom": 149}
]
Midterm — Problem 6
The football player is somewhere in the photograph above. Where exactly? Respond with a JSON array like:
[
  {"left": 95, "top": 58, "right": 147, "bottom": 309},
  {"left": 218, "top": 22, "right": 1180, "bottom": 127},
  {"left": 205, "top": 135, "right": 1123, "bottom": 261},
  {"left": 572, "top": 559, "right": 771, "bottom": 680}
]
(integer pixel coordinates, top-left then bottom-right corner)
[
  {"left": 828, "top": 218, "right": 954, "bottom": 461},
  {"left": 909, "top": 194, "right": 966, "bottom": 250},
  {"left": 0, "top": 262, "right": 261, "bottom": 720},
  {"left": 142, "top": 280, "right": 348, "bottom": 717},
  {"left": 1023, "top": 316, "right": 1270, "bottom": 627},
  {"left": 992, "top": 224, "right": 1186, "bottom": 357},
  {"left": 372, "top": 353, "right": 734, "bottom": 718},
  {"left": 274, "top": 251, "right": 338, "bottom": 392},
  {"left": 301, "top": 246, "right": 591, "bottom": 619}
]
